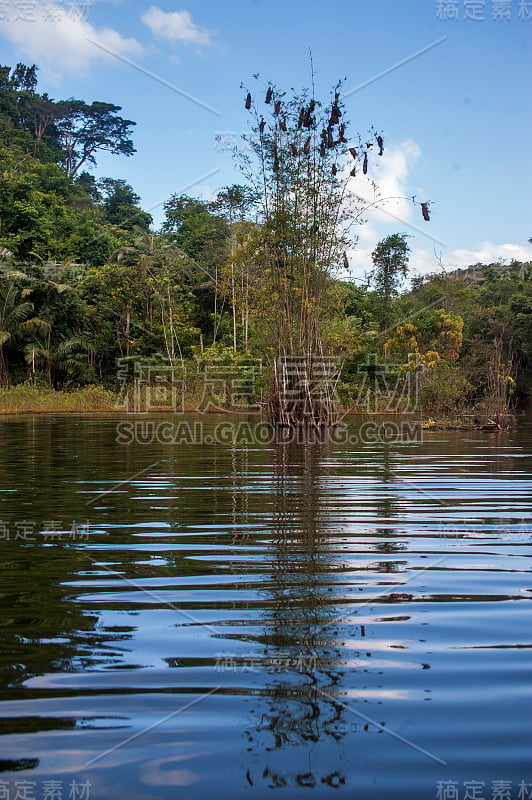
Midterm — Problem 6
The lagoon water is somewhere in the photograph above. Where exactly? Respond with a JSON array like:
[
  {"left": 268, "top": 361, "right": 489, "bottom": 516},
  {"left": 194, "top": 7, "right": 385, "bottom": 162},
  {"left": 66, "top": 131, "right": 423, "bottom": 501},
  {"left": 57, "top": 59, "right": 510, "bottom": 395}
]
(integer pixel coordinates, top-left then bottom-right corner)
[{"left": 0, "top": 414, "right": 531, "bottom": 799}]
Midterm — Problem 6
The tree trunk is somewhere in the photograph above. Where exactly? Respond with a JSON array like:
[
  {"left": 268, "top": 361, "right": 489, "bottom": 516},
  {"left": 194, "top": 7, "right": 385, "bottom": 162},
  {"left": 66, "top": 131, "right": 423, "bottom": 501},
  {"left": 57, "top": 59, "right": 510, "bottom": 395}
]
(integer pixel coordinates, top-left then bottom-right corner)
[
  {"left": 0, "top": 345, "right": 9, "bottom": 387},
  {"left": 125, "top": 308, "right": 131, "bottom": 358}
]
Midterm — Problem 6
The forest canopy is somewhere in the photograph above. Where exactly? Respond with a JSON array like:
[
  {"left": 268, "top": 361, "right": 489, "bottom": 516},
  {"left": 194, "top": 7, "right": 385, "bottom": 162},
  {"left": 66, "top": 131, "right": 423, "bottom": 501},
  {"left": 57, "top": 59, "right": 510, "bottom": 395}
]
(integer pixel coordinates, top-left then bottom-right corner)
[{"left": 1, "top": 62, "right": 530, "bottom": 419}]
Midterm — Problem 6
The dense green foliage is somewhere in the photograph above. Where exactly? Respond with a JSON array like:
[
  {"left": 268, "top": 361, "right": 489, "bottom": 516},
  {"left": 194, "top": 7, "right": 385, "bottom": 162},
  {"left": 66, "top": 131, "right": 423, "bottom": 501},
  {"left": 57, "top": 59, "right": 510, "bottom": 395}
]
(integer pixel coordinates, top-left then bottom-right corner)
[{"left": 1, "top": 63, "right": 530, "bottom": 416}]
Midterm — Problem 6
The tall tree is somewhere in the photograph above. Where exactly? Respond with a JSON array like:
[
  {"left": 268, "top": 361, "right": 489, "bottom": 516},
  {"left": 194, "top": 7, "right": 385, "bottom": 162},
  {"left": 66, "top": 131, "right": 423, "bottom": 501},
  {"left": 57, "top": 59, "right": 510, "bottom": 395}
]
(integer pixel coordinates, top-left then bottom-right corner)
[
  {"left": 369, "top": 233, "right": 410, "bottom": 329},
  {"left": 0, "top": 64, "right": 63, "bottom": 160},
  {"left": 20, "top": 92, "right": 58, "bottom": 141},
  {"left": 54, "top": 100, "right": 136, "bottom": 176}
]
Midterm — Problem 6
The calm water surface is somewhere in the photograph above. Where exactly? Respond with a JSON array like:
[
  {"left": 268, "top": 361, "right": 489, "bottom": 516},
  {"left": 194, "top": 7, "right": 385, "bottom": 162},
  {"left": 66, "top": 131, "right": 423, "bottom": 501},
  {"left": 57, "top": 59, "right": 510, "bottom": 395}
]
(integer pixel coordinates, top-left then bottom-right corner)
[{"left": 0, "top": 414, "right": 531, "bottom": 799}]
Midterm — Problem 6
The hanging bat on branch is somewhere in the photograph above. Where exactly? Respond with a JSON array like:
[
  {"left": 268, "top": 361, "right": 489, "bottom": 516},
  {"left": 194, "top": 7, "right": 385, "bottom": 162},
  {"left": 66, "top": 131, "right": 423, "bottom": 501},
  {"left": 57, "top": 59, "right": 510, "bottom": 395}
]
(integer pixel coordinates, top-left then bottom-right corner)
[
  {"left": 279, "top": 118, "right": 287, "bottom": 132},
  {"left": 265, "top": 86, "right": 273, "bottom": 104},
  {"left": 329, "top": 104, "right": 341, "bottom": 126},
  {"left": 290, "top": 143, "right": 298, "bottom": 157},
  {"left": 421, "top": 202, "right": 430, "bottom": 221},
  {"left": 259, "top": 117, "right": 265, "bottom": 134},
  {"left": 363, "top": 152, "right": 368, "bottom": 174},
  {"left": 303, "top": 137, "right": 311, "bottom": 155},
  {"left": 337, "top": 124, "right": 348, "bottom": 144},
  {"left": 274, "top": 100, "right": 281, "bottom": 115},
  {"left": 245, "top": 92, "right": 251, "bottom": 110},
  {"left": 376, "top": 135, "right": 384, "bottom": 156},
  {"left": 343, "top": 252, "right": 349, "bottom": 271},
  {"left": 349, "top": 147, "right": 357, "bottom": 160}
]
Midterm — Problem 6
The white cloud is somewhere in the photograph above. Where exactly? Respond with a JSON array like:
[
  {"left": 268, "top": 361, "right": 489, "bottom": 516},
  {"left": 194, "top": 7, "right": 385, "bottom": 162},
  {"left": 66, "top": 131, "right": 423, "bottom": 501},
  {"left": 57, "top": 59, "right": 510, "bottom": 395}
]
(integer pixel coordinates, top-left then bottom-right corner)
[
  {"left": 141, "top": 7, "right": 212, "bottom": 46},
  {"left": 444, "top": 241, "right": 532, "bottom": 268},
  {"left": 411, "top": 241, "right": 532, "bottom": 278},
  {"left": 342, "top": 139, "right": 424, "bottom": 282},
  {"left": 341, "top": 139, "right": 532, "bottom": 285},
  {"left": 0, "top": 2, "right": 142, "bottom": 76},
  {"left": 348, "top": 231, "right": 532, "bottom": 285},
  {"left": 347, "top": 138, "right": 422, "bottom": 225}
]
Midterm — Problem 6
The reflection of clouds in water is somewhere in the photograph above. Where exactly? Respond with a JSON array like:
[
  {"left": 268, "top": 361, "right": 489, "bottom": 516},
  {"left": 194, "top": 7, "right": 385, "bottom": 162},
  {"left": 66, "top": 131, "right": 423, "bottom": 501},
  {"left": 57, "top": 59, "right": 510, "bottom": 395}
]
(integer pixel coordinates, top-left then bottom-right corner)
[{"left": 141, "top": 757, "right": 199, "bottom": 787}]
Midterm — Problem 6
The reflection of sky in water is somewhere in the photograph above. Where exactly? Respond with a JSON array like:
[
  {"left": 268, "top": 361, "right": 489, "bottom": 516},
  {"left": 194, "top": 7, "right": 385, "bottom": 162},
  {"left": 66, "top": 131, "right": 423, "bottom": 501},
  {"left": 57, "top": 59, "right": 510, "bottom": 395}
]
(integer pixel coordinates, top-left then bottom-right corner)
[{"left": 0, "top": 415, "right": 531, "bottom": 797}]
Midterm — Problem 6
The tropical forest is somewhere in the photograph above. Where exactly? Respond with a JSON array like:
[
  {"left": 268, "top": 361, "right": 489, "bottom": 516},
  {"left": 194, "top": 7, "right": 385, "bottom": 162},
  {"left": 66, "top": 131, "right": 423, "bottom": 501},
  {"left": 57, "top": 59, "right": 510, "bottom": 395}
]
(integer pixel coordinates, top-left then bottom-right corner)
[{"left": 1, "top": 62, "right": 530, "bottom": 423}]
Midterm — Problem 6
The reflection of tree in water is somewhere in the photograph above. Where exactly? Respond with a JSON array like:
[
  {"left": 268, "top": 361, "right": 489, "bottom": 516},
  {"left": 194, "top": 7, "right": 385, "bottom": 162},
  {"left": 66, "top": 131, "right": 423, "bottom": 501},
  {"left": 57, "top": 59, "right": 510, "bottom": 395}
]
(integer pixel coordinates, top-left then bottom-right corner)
[
  {"left": 372, "top": 443, "right": 406, "bottom": 563},
  {"left": 244, "top": 436, "right": 351, "bottom": 791}
]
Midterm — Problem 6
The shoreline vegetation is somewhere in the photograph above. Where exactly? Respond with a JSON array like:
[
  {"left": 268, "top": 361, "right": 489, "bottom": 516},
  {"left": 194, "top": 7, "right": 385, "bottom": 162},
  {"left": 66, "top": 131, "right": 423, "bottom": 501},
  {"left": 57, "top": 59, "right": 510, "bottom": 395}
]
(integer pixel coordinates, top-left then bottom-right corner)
[
  {"left": 1, "top": 64, "right": 530, "bottom": 428},
  {"left": 0, "top": 384, "right": 519, "bottom": 430}
]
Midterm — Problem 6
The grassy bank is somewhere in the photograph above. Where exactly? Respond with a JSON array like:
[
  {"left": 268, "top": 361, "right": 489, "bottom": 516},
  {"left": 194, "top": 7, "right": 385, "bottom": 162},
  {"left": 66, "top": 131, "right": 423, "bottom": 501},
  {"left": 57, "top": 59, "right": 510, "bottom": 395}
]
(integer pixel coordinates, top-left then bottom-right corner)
[
  {"left": 0, "top": 384, "right": 519, "bottom": 429},
  {"left": 0, "top": 384, "right": 120, "bottom": 413},
  {"left": 0, "top": 383, "right": 257, "bottom": 414}
]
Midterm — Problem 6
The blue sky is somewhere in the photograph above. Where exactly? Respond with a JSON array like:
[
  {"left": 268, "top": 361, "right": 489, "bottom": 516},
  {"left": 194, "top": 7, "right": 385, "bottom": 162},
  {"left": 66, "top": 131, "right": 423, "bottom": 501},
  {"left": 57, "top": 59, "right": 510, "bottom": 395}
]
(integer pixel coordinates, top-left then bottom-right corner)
[{"left": 1, "top": 0, "right": 531, "bottom": 278}]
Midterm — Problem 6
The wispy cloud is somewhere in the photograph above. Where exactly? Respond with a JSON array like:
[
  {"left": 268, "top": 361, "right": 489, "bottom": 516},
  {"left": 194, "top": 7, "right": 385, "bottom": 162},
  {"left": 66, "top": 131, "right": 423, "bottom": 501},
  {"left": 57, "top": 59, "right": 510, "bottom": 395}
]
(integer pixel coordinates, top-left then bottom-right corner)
[
  {"left": 141, "top": 7, "right": 213, "bottom": 47},
  {"left": 0, "top": 2, "right": 142, "bottom": 76}
]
